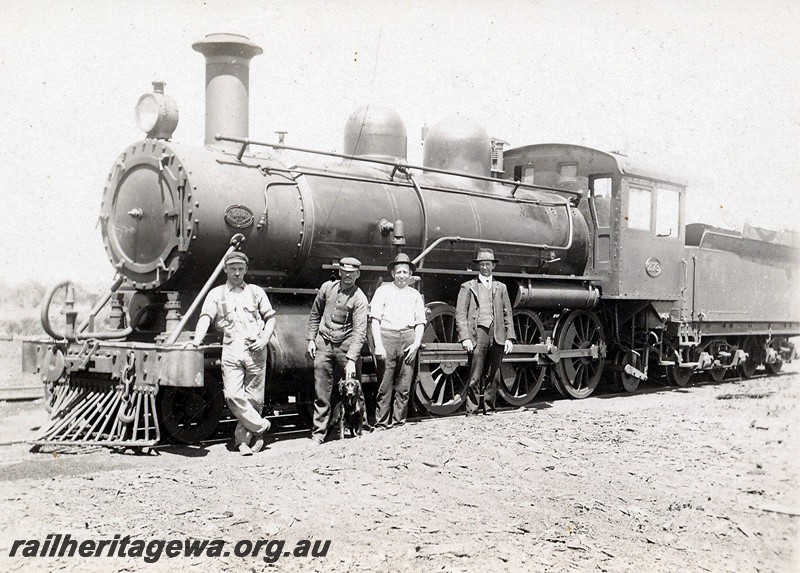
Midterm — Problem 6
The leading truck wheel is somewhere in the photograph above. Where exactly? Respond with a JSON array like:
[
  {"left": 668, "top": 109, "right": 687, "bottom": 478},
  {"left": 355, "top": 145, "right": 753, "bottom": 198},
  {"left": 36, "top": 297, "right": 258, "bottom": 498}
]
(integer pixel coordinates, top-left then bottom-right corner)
[
  {"left": 158, "top": 371, "right": 224, "bottom": 443},
  {"left": 415, "top": 303, "right": 468, "bottom": 415},
  {"left": 498, "top": 310, "right": 546, "bottom": 406},
  {"left": 552, "top": 310, "right": 606, "bottom": 399}
]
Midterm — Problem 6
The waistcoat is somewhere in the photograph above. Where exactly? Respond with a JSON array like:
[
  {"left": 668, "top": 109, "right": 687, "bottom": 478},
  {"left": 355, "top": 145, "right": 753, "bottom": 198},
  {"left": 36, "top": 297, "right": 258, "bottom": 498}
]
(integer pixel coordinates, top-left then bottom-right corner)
[{"left": 477, "top": 282, "right": 494, "bottom": 328}]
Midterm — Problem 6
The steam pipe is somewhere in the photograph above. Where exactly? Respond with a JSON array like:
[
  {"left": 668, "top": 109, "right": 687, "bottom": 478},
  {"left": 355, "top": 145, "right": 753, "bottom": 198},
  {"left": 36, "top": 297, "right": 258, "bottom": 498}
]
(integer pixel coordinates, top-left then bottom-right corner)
[
  {"left": 402, "top": 169, "right": 429, "bottom": 268},
  {"left": 410, "top": 208, "right": 575, "bottom": 267}
]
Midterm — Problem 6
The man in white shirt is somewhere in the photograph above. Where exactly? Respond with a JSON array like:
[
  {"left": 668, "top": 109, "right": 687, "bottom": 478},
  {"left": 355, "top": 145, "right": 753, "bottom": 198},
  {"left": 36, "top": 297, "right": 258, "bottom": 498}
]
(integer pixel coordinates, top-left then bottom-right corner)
[
  {"left": 369, "top": 253, "right": 426, "bottom": 429},
  {"left": 455, "top": 248, "right": 515, "bottom": 415},
  {"left": 190, "top": 251, "right": 276, "bottom": 455}
]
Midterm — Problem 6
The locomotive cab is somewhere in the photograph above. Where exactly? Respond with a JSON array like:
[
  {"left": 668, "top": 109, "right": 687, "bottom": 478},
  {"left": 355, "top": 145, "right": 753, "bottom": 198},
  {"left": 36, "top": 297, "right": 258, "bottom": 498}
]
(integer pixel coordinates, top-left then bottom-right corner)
[{"left": 503, "top": 144, "right": 687, "bottom": 304}]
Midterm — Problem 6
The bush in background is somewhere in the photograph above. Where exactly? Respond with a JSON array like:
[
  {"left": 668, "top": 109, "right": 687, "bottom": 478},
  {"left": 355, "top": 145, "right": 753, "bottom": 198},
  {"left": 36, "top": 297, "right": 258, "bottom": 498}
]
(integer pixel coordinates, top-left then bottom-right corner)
[{"left": 0, "top": 282, "right": 105, "bottom": 339}]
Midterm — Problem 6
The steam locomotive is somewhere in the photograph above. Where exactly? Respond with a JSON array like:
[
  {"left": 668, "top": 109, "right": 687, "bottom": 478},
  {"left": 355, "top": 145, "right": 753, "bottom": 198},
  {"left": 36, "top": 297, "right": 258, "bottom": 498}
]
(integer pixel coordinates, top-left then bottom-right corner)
[{"left": 22, "top": 34, "right": 799, "bottom": 446}]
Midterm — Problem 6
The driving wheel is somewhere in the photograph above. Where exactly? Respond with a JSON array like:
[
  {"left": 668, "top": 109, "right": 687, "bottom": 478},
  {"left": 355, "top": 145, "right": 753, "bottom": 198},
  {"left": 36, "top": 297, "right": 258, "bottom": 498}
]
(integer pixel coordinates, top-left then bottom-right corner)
[
  {"left": 498, "top": 309, "right": 546, "bottom": 406},
  {"left": 552, "top": 310, "right": 606, "bottom": 399},
  {"left": 415, "top": 303, "right": 469, "bottom": 415}
]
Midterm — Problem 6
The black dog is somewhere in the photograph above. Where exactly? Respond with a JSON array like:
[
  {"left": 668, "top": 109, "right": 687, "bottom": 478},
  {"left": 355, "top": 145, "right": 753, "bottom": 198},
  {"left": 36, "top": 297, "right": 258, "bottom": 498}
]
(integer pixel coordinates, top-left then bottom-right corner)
[{"left": 328, "top": 376, "right": 367, "bottom": 439}]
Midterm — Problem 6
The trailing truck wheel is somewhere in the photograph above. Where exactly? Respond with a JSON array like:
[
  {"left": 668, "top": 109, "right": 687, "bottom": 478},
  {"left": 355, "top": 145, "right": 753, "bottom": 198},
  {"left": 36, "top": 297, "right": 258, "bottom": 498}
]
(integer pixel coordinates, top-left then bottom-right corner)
[
  {"left": 552, "top": 310, "right": 605, "bottom": 399},
  {"left": 612, "top": 350, "right": 643, "bottom": 393},
  {"left": 415, "top": 303, "right": 468, "bottom": 415},
  {"left": 158, "top": 371, "right": 224, "bottom": 443},
  {"left": 498, "top": 310, "right": 546, "bottom": 406}
]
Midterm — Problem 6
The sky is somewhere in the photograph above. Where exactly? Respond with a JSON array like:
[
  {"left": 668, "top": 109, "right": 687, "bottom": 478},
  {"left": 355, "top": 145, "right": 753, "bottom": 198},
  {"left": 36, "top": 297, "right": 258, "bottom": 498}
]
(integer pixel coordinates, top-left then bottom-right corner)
[{"left": 1, "top": 0, "right": 798, "bottom": 287}]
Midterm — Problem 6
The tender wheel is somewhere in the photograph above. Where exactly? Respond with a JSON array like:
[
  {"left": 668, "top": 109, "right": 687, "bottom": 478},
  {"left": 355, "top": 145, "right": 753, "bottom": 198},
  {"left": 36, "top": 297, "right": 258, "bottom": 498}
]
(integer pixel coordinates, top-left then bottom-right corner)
[
  {"left": 613, "top": 349, "right": 644, "bottom": 393},
  {"left": 552, "top": 310, "right": 605, "bottom": 399},
  {"left": 708, "top": 366, "right": 727, "bottom": 382},
  {"left": 158, "top": 371, "right": 224, "bottom": 443},
  {"left": 668, "top": 365, "right": 693, "bottom": 387},
  {"left": 765, "top": 359, "right": 783, "bottom": 375},
  {"left": 705, "top": 339, "right": 729, "bottom": 382},
  {"left": 738, "top": 336, "right": 764, "bottom": 379},
  {"left": 498, "top": 310, "right": 546, "bottom": 406},
  {"left": 764, "top": 337, "right": 787, "bottom": 375},
  {"left": 415, "top": 303, "right": 468, "bottom": 415}
]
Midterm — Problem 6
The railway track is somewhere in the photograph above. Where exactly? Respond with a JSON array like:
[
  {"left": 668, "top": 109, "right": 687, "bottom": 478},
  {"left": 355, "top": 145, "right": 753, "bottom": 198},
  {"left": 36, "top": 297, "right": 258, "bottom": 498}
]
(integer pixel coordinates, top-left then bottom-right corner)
[{"left": 0, "top": 385, "right": 44, "bottom": 402}]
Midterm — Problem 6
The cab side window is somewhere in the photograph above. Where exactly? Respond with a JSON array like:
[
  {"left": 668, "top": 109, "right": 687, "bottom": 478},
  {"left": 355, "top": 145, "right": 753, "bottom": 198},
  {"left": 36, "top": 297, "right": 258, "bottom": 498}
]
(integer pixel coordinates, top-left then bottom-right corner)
[
  {"left": 513, "top": 164, "right": 535, "bottom": 184},
  {"left": 656, "top": 187, "right": 680, "bottom": 237},
  {"left": 628, "top": 187, "right": 652, "bottom": 231},
  {"left": 589, "top": 176, "right": 612, "bottom": 228}
]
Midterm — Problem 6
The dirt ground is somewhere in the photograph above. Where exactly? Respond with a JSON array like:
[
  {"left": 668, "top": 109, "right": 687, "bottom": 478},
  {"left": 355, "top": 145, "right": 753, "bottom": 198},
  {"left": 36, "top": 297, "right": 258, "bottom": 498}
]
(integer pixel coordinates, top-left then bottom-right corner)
[{"left": 0, "top": 338, "right": 797, "bottom": 572}]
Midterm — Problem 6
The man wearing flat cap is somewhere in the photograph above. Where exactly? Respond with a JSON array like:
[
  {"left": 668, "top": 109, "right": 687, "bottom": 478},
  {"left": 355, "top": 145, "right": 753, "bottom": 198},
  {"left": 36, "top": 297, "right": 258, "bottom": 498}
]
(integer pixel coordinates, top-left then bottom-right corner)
[
  {"left": 306, "top": 256, "right": 369, "bottom": 444},
  {"left": 369, "top": 253, "right": 426, "bottom": 429},
  {"left": 456, "top": 248, "right": 515, "bottom": 415},
  {"left": 191, "top": 251, "right": 276, "bottom": 455}
]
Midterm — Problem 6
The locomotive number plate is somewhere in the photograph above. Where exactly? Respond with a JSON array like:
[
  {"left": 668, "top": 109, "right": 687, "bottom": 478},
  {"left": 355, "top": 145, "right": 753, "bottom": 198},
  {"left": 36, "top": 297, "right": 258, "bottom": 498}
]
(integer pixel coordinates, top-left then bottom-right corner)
[
  {"left": 645, "top": 257, "right": 662, "bottom": 277},
  {"left": 224, "top": 205, "right": 254, "bottom": 229}
]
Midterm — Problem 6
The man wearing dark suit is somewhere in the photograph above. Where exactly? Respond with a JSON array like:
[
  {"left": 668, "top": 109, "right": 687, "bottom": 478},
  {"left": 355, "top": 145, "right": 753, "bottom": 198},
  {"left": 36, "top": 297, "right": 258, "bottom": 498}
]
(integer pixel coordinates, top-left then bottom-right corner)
[{"left": 455, "top": 248, "right": 516, "bottom": 415}]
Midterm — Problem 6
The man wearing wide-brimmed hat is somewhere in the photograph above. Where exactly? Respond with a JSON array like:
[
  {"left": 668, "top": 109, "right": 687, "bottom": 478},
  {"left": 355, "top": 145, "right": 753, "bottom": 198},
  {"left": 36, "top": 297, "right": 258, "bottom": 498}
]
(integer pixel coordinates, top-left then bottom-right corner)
[
  {"left": 455, "top": 248, "right": 516, "bottom": 415},
  {"left": 191, "top": 251, "right": 276, "bottom": 455},
  {"left": 369, "top": 253, "right": 426, "bottom": 429},
  {"left": 306, "top": 256, "right": 369, "bottom": 444}
]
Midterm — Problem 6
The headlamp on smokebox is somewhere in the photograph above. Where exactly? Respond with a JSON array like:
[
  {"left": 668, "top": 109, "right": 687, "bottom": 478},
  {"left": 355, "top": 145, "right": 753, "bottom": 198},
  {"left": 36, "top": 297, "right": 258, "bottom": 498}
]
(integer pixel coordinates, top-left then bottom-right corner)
[{"left": 135, "top": 80, "right": 179, "bottom": 139}]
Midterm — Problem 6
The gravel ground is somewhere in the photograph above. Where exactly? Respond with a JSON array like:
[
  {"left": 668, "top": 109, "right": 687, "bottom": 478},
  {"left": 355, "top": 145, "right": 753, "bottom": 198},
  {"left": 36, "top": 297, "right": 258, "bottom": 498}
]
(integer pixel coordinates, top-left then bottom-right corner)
[{"left": 0, "top": 363, "right": 798, "bottom": 573}]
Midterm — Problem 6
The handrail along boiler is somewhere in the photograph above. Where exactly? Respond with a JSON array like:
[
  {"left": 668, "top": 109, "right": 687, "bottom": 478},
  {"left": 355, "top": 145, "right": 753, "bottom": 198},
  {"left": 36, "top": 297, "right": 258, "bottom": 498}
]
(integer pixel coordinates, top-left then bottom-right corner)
[{"left": 22, "top": 34, "right": 799, "bottom": 446}]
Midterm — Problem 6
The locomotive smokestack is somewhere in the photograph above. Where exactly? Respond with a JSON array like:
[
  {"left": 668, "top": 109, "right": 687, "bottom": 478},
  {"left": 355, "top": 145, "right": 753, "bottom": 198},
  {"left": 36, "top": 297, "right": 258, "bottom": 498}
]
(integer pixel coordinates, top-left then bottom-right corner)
[{"left": 192, "top": 34, "right": 263, "bottom": 148}]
